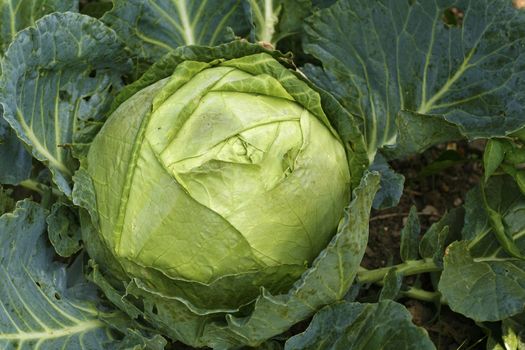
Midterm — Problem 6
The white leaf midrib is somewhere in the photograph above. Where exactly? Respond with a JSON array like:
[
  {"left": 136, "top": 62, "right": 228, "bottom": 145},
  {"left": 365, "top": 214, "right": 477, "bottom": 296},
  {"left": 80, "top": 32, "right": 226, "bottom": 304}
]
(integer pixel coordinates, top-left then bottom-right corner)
[
  {"left": 0, "top": 319, "right": 105, "bottom": 341},
  {"left": 173, "top": 0, "right": 195, "bottom": 45}
]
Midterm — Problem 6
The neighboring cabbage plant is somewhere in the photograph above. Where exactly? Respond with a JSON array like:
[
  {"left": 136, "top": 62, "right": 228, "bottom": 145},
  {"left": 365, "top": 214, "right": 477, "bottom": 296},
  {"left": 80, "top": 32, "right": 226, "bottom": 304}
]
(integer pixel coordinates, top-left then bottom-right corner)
[{"left": 74, "top": 42, "right": 377, "bottom": 349}]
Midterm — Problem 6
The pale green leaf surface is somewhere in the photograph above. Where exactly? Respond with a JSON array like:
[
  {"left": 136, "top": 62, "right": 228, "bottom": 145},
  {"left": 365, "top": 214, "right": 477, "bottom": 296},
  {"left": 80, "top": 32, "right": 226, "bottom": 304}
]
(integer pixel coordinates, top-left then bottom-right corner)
[
  {"left": 102, "top": 0, "right": 250, "bottom": 62},
  {"left": 200, "top": 172, "right": 379, "bottom": 349},
  {"left": 0, "top": 12, "right": 131, "bottom": 196},
  {"left": 501, "top": 314, "right": 525, "bottom": 350},
  {"left": 83, "top": 172, "right": 379, "bottom": 348},
  {"left": 73, "top": 40, "right": 372, "bottom": 348},
  {"left": 0, "top": 200, "right": 120, "bottom": 349},
  {"left": 284, "top": 300, "right": 435, "bottom": 350},
  {"left": 303, "top": 0, "right": 525, "bottom": 158},
  {"left": 107, "top": 41, "right": 368, "bottom": 186}
]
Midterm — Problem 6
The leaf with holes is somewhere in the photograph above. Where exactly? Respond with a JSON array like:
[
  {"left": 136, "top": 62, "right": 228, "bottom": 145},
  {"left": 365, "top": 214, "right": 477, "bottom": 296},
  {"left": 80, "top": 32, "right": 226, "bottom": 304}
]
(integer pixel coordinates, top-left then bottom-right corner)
[
  {"left": 303, "top": 0, "right": 525, "bottom": 158},
  {"left": 0, "top": 12, "right": 131, "bottom": 196},
  {"left": 0, "top": 200, "right": 123, "bottom": 349},
  {"left": 0, "top": 0, "right": 77, "bottom": 185},
  {"left": 370, "top": 153, "right": 404, "bottom": 210}
]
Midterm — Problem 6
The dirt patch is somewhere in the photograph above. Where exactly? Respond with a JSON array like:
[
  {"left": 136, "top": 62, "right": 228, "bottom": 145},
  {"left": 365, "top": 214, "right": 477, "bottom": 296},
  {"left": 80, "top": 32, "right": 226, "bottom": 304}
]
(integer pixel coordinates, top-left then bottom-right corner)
[{"left": 362, "top": 141, "right": 485, "bottom": 349}]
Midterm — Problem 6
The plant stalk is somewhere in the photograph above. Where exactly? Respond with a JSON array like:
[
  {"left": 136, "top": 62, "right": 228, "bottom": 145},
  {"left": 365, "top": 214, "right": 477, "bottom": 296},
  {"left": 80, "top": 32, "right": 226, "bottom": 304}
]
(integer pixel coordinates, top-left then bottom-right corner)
[
  {"left": 19, "top": 179, "right": 62, "bottom": 197},
  {"left": 357, "top": 258, "right": 441, "bottom": 284},
  {"left": 400, "top": 286, "right": 445, "bottom": 304}
]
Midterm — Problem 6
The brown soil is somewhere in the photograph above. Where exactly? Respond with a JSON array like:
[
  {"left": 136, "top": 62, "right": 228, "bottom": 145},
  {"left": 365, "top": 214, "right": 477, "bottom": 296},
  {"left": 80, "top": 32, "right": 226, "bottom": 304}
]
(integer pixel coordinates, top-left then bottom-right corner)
[{"left": 362, "top": 141, "right": 486, "bottom": 349}]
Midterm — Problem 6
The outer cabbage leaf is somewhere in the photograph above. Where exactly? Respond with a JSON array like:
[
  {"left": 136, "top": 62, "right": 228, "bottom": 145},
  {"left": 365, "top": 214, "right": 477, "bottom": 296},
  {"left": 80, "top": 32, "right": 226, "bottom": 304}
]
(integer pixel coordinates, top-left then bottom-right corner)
[
  {"left": 303, "top": 0, "right": 525, "bottom": 159},
  {"left": 0, "top": 120, "right": 31, "bottom": 184},
  {"left": 370, "top": 153, "right": 404, "bottom": 210},
  {"left": 245, "top": 0, "right": 313, "bottom": 45},
  {"left": 0, "top": 186, "right": 14, "bottom": 214},
  {"left": 284, "top": 300, "right": 435, "bottom": 350},
  {"left": 0, "top": 200, "right": 121, "bottom": 349},
  {"left": 102, "top": 0, "right": 250, "bottom": 62},
  {"left": 0, "top": 12, "right": 131, "bottom": 195},
  {"left": 47, "top": 202, "right": 82, "bottom": 257},
  {"left": 0, "top": 0, "right": 77, "bottom": 54},
  {"left": 0, "top": 0, "right": 77, "bottom": 185}
]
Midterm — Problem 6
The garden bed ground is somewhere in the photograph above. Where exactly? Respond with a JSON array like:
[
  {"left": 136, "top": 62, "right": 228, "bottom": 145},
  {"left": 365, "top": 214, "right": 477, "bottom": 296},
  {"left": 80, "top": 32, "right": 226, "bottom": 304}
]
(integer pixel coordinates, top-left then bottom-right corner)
[{"left": 364, "top": 141, "right": 486, "bottom": 349}]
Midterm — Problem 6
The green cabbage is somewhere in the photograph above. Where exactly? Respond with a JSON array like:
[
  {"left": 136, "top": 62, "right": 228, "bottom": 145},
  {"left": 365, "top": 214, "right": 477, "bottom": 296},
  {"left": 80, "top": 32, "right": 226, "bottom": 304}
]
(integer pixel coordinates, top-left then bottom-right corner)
[
  {"left": 76, "top": 43, "right": 376, "bottom": 348},
  {"left": 89, "top": 52, "right": 349, "bottom": 297}
]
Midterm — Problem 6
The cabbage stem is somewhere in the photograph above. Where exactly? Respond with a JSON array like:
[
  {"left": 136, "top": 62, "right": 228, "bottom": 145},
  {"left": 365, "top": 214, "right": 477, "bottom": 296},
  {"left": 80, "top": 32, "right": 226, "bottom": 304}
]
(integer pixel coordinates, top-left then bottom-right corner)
[
  {"left": 400, "top": 286, "right": 445, "bottom": 304},
  {"left": 19, "top": 179, "right": 62, "bottom": 196},
  {"left": 356, "top": 258, "right": 441, "bottom": 284}
]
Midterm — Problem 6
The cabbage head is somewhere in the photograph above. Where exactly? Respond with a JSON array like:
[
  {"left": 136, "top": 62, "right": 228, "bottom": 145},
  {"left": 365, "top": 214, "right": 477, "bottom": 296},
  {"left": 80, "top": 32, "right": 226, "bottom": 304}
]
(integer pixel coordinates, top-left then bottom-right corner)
[{"left": 76, "top": 42, "right": 378, "bottom": 349}]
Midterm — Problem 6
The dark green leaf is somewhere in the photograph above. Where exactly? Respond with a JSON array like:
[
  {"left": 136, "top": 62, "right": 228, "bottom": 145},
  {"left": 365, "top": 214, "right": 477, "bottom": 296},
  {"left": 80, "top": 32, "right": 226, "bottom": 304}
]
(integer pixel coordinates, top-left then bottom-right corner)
[
  {"left": 400, "top": 206, "right": 421, "bottom": 262},
  {"left": 381, "top": 111, "right": 463, "bottom": 159},
  {"left": 246, "top": 0, "right": 313, "bottom": 45},
  {"left": 0, "top": 0, "right": 77, "bottom": 54},
  {"left": 516, "top": 171, "right": 525, "bottom": 195},
  {"left": 504, "top": 147, "right": 525, "bottom": 166},
  {"left": 0, "top": 121, "right": 32, "bottom": 184},
  {"left": 303, "top": 0, "right": 525, "bottom": 158},
  {"left": 379, "top": 269, "right": 402, "bottom": 301},
  {"left": 484, "top": 139, "right": 511, "bottom": 181},
  {"left": 0, "top": 200, "right": 123, "bottom": 348},
  {"left": 80, "top": 1, "right": 113, "bottom": 19},
  {"left": 284, "top": 301, "right": 435, "bottom": 350},
  {"left": 0, "top": 0, "right": 78, "bottom": 185},
  {"left": 47, "top": 202, "right": 82, "bottom": 257},
  {"left": 439, "top": 241, "right": 525, "bottom": 322},
  {"left": 0, "top": 13, "right": 131, "bottom": 196},
  {"left": 419, "top": 150, "right": 466, "bottom": 178},
  {"left": 513, "top": 127, "right": 525, "bottom": 143},
  {"left": 115, "top": 329, "right": 167, "bottom": 350},
  {"left": 439, "top": 176, "right": 525, "bottom": 322},
  {"left": 0, "top": 186, "right": 14, "bottom": 215},
  {"left": 480, "top": 180, "right": 525, "bottom": 259},
  {"left": 102, "top": 0, "right": 250, "bottom": 62},
  {"left": 370, "top": 153, "right": 404, "bottom": 209},
  {"left": 419, "top": 207, "right": 464, "bottom": 264}
]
